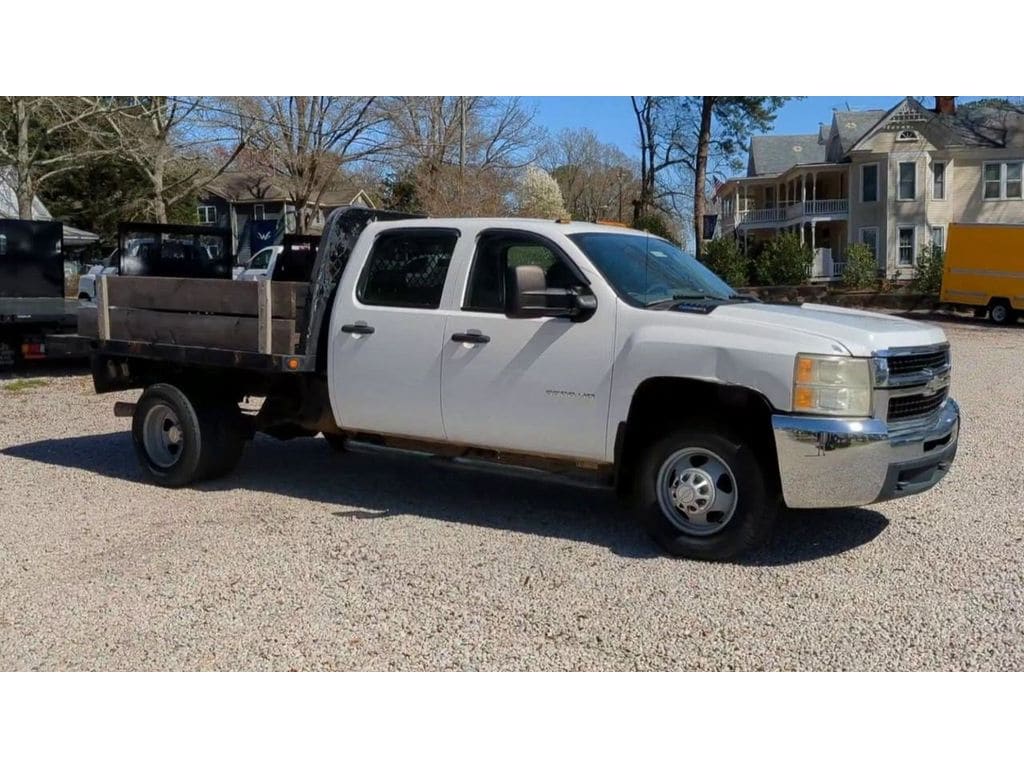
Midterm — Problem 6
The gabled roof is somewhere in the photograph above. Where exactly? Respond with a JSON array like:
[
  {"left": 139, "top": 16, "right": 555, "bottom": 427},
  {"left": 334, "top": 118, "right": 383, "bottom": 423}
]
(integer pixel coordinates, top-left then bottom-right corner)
[
  {"left": 846, "top": 97, "right": 1024, "bottom": 153},
  {"left": 936, "top": 100, "right": 1024, "bottom": 147},
  {"left": 203, "top": 170, "right": 377, "bottom": 208},
  {"left": 831, "top": 109, "right": 888, "bottom": 156},
  {"left": 204, "top": 171, "right": 290, "bottom": 203},
  {"left": 747, "top": 134, "right": 825, "bottom": 176}
]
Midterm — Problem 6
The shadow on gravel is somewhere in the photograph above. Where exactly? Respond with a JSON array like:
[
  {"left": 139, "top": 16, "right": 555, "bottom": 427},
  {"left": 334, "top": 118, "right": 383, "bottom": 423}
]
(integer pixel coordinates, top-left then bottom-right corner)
[
  {"left": 3, "top": 431, "right": 887, "bottom": 564},
  {"left": 738, "top": 506, "right": 889, "bottom": 567}
]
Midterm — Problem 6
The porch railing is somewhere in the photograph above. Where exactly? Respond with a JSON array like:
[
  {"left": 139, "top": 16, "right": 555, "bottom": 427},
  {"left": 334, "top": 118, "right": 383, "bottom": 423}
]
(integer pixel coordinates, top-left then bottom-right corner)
[
  {"left": 737, "top": 199, "right": 849, "bottom": 227},
  {"left": 804, "top": 199, "right": 848, "bottom": 216},
  {"left": 737, "top": 208, "right": 785, "bottom": 225}
]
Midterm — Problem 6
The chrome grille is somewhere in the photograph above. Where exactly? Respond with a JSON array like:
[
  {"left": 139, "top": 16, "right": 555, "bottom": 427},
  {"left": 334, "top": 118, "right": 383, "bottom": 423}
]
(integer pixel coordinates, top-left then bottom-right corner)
[
  {"left": 888, "top": 387, "right": 949, "bottom": 421},
  {"left": 886, "top": 349, "right": 950, "bottom": 377}
]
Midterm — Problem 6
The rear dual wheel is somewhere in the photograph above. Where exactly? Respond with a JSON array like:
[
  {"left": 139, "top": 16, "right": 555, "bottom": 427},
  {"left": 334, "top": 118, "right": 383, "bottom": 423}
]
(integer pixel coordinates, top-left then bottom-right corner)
[{"left": 132, "top": 383, "right": 244, "bottom": 487}]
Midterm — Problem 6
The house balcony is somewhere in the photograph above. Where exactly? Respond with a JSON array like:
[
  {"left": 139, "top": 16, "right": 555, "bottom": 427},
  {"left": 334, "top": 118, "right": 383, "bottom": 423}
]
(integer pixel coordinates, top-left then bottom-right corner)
[{"left": 737, "top": 199, "right": 848, "bottom": 228}]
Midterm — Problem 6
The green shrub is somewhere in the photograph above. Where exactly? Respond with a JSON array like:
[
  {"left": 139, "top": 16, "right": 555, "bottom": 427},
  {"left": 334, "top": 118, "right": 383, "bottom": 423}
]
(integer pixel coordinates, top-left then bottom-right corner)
[
  {"left": 633, "top": 213, "right": 677, "bottom": 244},
  {"left": 913, "top": 243, "right": 945, "bottom": 294},
  {"left": 700, "top": 237, "right": 748, "bottom": 287},
  {"left": 752, "top": 232, "right": 813, "bottom": 286},
  {"left": 841, "top": 243, "right": 878, "bottom": 289}
]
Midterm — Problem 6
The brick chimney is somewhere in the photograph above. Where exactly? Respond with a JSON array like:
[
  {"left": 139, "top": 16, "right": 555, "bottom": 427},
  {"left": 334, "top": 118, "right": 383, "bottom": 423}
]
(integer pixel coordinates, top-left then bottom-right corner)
[{"left": 935, "top": 97, "right": 956, "bottom": 115}]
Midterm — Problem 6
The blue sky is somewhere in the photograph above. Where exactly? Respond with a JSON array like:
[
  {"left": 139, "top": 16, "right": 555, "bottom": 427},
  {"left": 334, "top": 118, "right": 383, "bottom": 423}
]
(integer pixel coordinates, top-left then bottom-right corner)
[{"left": 531, "top": 96, "right": 989, "bottom": 157}]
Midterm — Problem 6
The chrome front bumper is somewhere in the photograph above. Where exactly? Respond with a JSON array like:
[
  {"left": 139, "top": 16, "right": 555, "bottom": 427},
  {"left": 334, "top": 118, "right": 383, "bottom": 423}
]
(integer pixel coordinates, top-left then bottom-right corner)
[{"left": 771, "top": 398, "right": 960, "bottom": 508}]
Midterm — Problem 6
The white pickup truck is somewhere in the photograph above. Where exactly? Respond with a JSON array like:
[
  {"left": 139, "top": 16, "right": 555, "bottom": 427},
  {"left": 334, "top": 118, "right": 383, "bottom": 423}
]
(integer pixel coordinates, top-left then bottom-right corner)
[{"left": 86, "top": 207, "right": 960, "bottom": 560}]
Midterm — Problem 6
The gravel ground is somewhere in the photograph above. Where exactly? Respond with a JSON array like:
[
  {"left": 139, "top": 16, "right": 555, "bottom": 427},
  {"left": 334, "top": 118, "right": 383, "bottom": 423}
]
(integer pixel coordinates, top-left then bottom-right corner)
[{"left": 1, "top": 319, "right": 1022, "bottom": 671}]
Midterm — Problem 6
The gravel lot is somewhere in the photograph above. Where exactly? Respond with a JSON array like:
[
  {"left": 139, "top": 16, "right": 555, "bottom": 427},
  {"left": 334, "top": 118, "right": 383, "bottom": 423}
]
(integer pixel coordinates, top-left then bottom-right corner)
[{"left": 1, "top": 318, "right": 1022, "bottom": 671}]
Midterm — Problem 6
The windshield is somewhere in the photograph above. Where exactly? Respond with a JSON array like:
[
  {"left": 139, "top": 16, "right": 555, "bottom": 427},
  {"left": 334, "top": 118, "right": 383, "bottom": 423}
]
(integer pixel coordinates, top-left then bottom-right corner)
[{"left": 568, "top": 232, "right": 737, "bottom": 306}]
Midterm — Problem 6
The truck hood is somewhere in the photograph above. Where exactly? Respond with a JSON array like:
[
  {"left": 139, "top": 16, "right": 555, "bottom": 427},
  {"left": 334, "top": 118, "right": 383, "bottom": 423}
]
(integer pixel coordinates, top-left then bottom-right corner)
[{"left": 710, "top": 302, "right": 947, "bottom": 356}]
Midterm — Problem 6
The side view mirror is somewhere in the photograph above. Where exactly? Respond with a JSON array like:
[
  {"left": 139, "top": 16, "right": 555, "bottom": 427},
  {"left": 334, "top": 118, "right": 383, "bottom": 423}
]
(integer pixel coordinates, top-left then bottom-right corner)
[{"left": 505, "top": 264, "right": 597, "bottom": 321}]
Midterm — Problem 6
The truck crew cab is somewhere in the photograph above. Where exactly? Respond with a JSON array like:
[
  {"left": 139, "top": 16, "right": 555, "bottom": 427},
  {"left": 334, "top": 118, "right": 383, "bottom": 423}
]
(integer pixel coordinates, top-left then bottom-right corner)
[{"left": 86, "top": 207, "right": 960, "bottom": 560}]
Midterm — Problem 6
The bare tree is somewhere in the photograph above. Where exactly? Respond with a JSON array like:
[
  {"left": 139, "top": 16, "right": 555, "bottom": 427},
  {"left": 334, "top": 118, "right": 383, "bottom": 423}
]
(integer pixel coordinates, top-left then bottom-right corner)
[
  {"left": 237, "top": 96, "right": 384, "bottom": 233},
  {"left": 384, "top": 97, "right": 544, "bottom": 215},
  {"left": 544, "top": 127, "right": 639, "bottom": 222},
  {"left": 630, "top": 97, "right": 693, "bottom": 223},
  {"left": 0, "top": 96, "right": 110, "bottom": 218},
  {"left": 631, "top": 96, "right": 793, "bottom": 254},
  {"left": 100, "top": 97, "right": 247, "bottom": 223}
]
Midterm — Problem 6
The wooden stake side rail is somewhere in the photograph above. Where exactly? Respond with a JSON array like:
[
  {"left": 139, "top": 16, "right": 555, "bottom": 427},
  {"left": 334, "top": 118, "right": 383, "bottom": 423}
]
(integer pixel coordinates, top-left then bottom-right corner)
[{"left": 81, "top": 276, "right": 310, "bottom": 357}]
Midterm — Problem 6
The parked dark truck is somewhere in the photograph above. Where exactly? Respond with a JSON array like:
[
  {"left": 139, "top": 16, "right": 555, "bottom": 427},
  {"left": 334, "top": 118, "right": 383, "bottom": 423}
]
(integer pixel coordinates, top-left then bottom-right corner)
[
  {"left": 80, "top": 207, "right": 960, "bottom": 560},
  {"left": 0, "top": 218, "right": 83, "bottom": 366}
]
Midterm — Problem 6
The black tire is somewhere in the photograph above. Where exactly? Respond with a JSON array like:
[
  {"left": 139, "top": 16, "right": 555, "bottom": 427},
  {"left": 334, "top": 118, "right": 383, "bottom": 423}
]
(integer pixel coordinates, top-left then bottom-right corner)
[
  {"left": 632, "top": 427, "right": 777, "bottom": 561},
  {"left": 131, "top": 383, "right": 242, "bottom": 487},
  {"left": 198, "top": 400, "right": 245, "bottom": 481},
  {"left": 322, "top": 432, "right": 348, "bottom": 452},
  {"left": 989, "top": 299, "right": 1014, "bottom": 325}
]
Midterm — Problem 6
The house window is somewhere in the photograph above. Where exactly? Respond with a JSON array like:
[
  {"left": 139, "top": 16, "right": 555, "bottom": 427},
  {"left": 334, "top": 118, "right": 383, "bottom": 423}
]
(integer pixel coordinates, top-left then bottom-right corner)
[
  {"left": 253, "top": 204, "right": 266, "bottom": 221},
  {"left": 764, "top": 187, "right": 775, "bottom": 208},
  {"left": 931, "top": 226, "right": 945, "bottom": 250},
  {"left": 983, "top": 161, "right": 1024, "bottom": 200},
  {"left": 898, "top": 226, "right": 916, "bottom": 266},
  {"left": 897, "top": 130, "right": 918, "bottom": 141},
  {"left": 860, "top": 227, "right": 879, "bottom": 261},
  {"left": 898, "top": 162, "right": 916, "bottom": 200},
  {"left": 933, "top": 162, "right": 946, "bottom": 200},
  {"left": 861, "top": 164, "right": 878, "bottom": 202},
  {"left": 197, "top": 205, "right": 217, "bottom": 224}
]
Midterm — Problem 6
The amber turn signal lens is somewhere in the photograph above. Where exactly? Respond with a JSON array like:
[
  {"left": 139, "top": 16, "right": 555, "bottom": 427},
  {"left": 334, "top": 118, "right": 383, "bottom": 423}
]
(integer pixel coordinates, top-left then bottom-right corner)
[
  {"left": 796, "top": 356, "right": 815, "bottom": 384},
  {"left": 793, "top": 386, "right": 815, "bottom": 410},
  {"left": 287, "top": 358, "right": 299, "bottom": 370}
]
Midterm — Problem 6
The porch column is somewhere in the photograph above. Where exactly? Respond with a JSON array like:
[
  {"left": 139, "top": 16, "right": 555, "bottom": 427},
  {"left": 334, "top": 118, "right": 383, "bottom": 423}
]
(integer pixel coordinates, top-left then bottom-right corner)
[
  {"left": 810, "top": 222, "right": 816, "bottom": 250},
  {"left": 799, "top": 223, "right": 805, "bottom": 245},
  {"left": 812, "top": 172, "right": 817, "bottom": 202}
]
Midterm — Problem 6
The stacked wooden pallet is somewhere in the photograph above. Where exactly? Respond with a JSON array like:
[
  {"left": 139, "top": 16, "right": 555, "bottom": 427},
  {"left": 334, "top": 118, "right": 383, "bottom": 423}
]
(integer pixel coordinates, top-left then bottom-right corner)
[{"left": 78, "top": 276, "right": 309, "bottom": 355}]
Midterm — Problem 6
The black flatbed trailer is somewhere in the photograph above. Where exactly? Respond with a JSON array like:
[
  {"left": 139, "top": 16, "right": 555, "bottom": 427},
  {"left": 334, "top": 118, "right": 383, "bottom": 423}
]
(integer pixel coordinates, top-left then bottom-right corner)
[{"left": 0, "top": 219, "right": 89, "bottom": 365}]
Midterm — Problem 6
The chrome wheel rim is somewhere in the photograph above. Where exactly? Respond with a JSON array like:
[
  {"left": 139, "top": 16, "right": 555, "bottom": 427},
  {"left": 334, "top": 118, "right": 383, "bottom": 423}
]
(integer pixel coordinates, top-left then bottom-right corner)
[
  {"left": 656, "top": 448, "right": 738, "bottom": 536},
  {"left": 143, "top": 403, "right": 184, "bottom": 468}
]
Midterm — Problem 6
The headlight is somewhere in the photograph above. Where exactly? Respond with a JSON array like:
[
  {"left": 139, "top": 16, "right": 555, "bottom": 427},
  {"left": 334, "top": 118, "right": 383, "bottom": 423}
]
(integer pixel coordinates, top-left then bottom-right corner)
[{"left": 792, "top": 354, "right": 872, "bottom": 417}]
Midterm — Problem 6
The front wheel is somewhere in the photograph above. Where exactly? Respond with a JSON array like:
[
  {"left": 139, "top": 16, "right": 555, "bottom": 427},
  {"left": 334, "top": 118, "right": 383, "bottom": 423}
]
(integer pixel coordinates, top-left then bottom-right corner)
[{"left": 632, "top": 428, "right": 777, "bottom": 560}]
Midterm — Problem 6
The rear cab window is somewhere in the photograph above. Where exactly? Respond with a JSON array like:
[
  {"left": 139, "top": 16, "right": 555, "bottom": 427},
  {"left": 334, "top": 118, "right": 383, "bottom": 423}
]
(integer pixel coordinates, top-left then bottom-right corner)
[{"left": 357, "top": 229, "right": 459, "bottom": 309}]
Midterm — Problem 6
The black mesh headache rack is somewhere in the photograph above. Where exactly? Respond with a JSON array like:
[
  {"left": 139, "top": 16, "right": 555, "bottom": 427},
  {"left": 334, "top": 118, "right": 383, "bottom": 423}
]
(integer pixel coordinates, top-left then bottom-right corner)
[{"left": 83, "top": 207, "right": 424, "bottom": 374}]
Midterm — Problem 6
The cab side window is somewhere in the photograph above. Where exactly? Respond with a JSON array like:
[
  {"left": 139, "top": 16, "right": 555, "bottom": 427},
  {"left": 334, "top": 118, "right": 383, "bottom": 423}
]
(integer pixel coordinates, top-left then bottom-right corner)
[
  {"left": 464, "top": 231, "right": 580, "bottom": 313},
  {"left": 358, "top": 229, "right": 458, "bottom": 309}
]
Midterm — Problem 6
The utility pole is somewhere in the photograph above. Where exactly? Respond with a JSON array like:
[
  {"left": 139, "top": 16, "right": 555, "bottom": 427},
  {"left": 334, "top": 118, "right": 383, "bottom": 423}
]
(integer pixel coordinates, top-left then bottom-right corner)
[
  {"left": 617, "top": 168, "right": 625, "bottom": 223},
  {"left": 458, "top": 96, "right": 466, "bottom": 213}
]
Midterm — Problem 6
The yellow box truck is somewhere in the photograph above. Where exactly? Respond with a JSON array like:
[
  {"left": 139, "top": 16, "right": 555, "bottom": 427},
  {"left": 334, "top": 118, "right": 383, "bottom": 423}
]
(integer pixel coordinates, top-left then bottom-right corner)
[{"left": 940, "top": 223, "right": 1024, "bottom": 324}]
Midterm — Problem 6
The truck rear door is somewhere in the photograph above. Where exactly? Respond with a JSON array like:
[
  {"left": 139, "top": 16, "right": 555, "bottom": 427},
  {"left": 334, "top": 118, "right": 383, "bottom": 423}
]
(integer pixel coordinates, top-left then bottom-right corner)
[{"left": 328, "top": 226, "right": 461, "bottom": 440}]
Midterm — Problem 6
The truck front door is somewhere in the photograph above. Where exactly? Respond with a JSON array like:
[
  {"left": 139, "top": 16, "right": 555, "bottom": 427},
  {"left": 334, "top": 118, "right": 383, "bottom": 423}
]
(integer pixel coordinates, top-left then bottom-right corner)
[
  {"left": 440, "top": 229, "right": 616, "bottom": 462},
  {"left": 329, "top": 227, "right": 460, "bottom": 440}
]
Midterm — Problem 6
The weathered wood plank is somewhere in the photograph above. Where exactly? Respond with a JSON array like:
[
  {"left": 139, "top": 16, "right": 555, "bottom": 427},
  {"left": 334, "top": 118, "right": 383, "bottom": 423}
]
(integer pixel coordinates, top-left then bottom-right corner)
[
  {"left": 97, "top": 276, "right": 111, "bottom": 341},
  {"left": 258, "top": 280, "right": 272, "bottom": 355},
  {"left": 107, "top": 308, "right": 298, "bottom": 353},
  {"left": 105, "top": 277, "right": 307, "bottom": 319}
]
